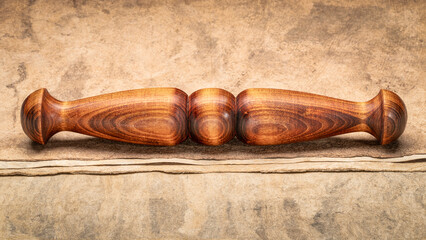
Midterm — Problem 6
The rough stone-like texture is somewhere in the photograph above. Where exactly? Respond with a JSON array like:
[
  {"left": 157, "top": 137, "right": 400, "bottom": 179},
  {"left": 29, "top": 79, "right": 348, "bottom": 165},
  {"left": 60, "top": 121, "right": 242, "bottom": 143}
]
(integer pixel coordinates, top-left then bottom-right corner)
[
  {"left": 0, "top": 0, "right": 425, "bottom": 238},
  {"left": 0, "top": 0, "right": 425, "bottom": 161},
  {"left": 0, "top": 173, "right": 425, "bottom": 239},
  {"left": 0, "top": 0, "right": 425, "bottom": 175}
]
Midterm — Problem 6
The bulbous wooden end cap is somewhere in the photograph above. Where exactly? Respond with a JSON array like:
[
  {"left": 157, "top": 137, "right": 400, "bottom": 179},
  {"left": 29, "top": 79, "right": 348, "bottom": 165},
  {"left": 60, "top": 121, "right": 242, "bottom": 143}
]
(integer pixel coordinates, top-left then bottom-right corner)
[
  {"left": 20, "top": 88, "right": 61, "bottom": 145},
  {"left": 188, "top": 88, "right": 236, "bottom": 145},
  {"left": 370, "top": 89, "right": 408, "bottom": 145}
]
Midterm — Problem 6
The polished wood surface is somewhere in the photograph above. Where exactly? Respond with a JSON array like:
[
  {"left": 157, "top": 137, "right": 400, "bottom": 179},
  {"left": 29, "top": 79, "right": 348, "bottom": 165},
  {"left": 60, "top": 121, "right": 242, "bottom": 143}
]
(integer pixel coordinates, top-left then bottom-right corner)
[
  {"left": 21, "top": 88, "right": 407, "bottom": 146},
  {"left": 21, "top": 88, "right": 188, "bottom": 145},
  {"left": 237, "top": 89, "right": 407, "bottom": 145},
  {"left": 189, "top": 88, "right": 236, "bottom": 145}
]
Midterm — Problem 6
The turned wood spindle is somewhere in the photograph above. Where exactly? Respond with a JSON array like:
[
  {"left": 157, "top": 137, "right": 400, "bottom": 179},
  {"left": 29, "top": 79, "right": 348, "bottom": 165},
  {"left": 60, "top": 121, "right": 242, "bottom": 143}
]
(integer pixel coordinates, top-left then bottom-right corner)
[{"left": 21, "top": 88, "right": 407, "bottom": 146}]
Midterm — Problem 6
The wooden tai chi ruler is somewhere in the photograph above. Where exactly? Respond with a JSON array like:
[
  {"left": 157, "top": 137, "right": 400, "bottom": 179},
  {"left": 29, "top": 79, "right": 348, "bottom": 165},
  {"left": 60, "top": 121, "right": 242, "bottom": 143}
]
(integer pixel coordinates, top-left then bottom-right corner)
[{"left": 21, "top": 88, "right": 407, "bottom": 146}]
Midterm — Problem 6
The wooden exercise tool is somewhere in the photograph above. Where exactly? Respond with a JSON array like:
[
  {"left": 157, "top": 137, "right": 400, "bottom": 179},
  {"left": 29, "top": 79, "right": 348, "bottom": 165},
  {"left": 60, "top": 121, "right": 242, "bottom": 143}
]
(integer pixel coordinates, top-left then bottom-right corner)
[{"left": 21, "top": 88, "right": 407, "bottom": 146}]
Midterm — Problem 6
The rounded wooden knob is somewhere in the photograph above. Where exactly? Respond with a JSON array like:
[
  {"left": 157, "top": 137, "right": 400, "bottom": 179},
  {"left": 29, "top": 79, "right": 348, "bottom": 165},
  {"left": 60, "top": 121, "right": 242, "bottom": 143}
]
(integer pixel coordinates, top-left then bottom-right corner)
[
  {"left": 20, "top": 88, "right": 62, "bottom": 144},
  {"left": 366, "top": 89, "right": 407, "bottom": 145},
  {"left": 380, "top": 90, "right": 407, "bottom": 144},
  {"left": 188, "top": 88, "right": 236, "bottom": 145}
]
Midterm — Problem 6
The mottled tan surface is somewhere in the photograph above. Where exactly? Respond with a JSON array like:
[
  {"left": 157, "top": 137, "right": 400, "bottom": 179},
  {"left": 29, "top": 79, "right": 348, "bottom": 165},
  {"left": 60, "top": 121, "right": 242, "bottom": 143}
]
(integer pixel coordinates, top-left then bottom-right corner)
[
  {"left": 1, "top": 173, "right": 425, "bottom": 239},
  {"left": 0, "top": 0, "right": 425, "bottom": 238},
  {"left": 0, "top": 0, "right": 425, "bottom": 175},
  {"left": 1, "top": 0, "right": 425, "bottom": 161}
]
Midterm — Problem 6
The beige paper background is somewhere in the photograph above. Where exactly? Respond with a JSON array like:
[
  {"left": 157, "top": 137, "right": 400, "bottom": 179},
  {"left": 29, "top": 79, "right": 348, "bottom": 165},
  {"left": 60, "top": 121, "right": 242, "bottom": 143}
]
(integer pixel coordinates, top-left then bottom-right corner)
[
  {"left": 0, "top": 173, "right": 425, "bottom": 239},
  {"left": 0, "top": 0, "right": 425, "bottom": 175},
  {"left": 0, "top": 0, "right": 425, "bottom": 238}
]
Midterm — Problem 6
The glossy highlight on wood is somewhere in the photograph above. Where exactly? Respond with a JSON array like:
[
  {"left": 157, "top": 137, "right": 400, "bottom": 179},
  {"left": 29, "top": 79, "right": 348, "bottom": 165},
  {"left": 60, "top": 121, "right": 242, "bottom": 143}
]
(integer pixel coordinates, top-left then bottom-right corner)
[{"left": 21, "top": 88, "right": 407, "bottom": 146}]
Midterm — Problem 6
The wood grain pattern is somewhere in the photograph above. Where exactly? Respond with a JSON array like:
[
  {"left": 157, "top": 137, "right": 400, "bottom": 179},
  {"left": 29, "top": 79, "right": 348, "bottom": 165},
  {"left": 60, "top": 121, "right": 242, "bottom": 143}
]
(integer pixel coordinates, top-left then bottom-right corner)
[
  {"left": 188, "top": 88, "right": 236, "bottom": 145},
  {"left": 21, "top": 88, "right": 188, "bottom": 145},
  {"left": 21, "top": 88, "right": 407, "bottom": 146},
  {"left": 237, "top": 89, "right": 407, "bottom": 145}
]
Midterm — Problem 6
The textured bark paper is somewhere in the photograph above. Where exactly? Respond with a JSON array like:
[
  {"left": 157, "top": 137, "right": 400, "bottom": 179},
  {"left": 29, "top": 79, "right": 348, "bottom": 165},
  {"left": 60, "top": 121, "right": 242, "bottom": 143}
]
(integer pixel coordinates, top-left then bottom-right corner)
[
  {"left": 0, "top": 173, "right": 425, "bottom": 239},
  {"left": 1, "top": 0, "right": 425, "bottom": 175},
  {"left": 0, "top": 0, "right": 425, "bottom": 239}
]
